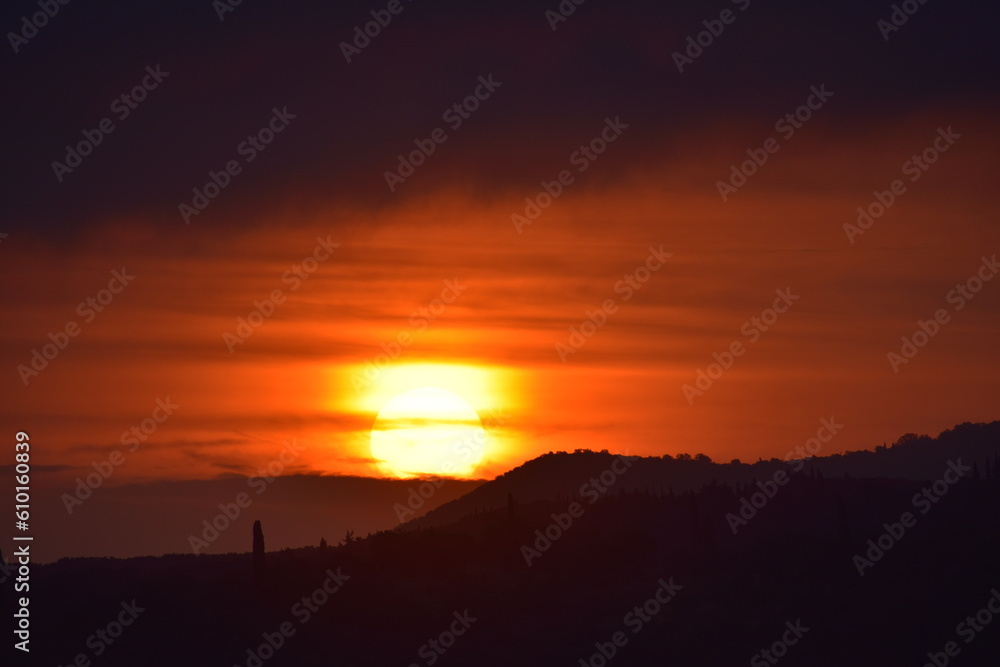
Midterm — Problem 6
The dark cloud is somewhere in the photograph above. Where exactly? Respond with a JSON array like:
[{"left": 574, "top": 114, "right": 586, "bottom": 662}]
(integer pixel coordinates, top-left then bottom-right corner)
[{"left": 2, "top": 0, "right": 996, "bottom": 239}]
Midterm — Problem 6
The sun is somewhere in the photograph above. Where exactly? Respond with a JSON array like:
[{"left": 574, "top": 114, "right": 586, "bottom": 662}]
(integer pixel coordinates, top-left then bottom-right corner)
[{"left": 370, "top": 386, "right": 486, "bottom": 478}]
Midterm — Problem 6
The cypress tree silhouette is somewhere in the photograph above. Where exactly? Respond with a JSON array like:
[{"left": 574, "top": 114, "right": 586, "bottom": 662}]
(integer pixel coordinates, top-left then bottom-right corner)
[
  {"left": 507, "top": 492, "right": 516, "bottom": 519},
  {"left": 252, "top": 520, "right": 266, "bottom": 585}
]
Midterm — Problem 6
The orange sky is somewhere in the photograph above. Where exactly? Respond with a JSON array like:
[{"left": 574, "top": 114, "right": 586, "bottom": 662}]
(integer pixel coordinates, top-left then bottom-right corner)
[{"left": 3, "top": 107, "right": 998, "bottom": 487}]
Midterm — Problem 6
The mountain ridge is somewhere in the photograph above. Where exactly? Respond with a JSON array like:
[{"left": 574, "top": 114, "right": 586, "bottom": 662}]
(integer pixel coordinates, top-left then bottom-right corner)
[{"left": 401, "top": 420, "right": 1000, "bottom": 531}]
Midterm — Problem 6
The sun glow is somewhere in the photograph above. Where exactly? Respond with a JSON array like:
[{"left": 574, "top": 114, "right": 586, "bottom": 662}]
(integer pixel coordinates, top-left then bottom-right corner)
[
  {"left": 327, "top": 361, "right": 521, "bottom": 478},
  {"left": 370, "top": 386, "right": 486, "bottom": 478},
  {"left": 344, "top": 363, "right": 505, "bottom": 413}
]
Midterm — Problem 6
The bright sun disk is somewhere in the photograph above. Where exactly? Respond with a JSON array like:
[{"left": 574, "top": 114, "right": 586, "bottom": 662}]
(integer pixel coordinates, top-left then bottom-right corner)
[{"left": 369, "top": 386, "right": 486, "bottom": 478}]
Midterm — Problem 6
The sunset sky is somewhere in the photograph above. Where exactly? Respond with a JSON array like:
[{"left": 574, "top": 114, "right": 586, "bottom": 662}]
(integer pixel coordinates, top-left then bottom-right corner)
[{"left": 2, "top": 0, "right": 998, "bottom": 493}]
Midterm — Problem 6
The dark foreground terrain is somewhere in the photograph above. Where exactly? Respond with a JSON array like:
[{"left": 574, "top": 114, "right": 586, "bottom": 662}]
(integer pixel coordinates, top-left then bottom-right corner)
[{"left": 7, "top": 422, "right": 1000, "bottom": 666}]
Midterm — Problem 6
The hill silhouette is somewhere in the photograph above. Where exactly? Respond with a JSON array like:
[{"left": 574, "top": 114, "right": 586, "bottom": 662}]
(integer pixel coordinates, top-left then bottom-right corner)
[
  {"left": 7, "top": 421, "right": 1000, "bottom": 666},
  {"left": 401, "top": 420, "right": 1000, "bottom": 531}
]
